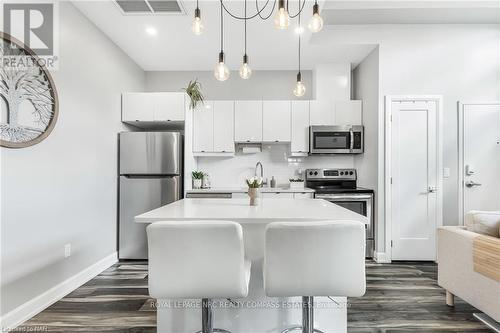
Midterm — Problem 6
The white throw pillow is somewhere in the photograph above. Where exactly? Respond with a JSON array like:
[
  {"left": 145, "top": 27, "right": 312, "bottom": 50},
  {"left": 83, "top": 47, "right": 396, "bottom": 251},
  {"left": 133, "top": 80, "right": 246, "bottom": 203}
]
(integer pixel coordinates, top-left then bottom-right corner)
[{"left": 465, "top": 211, "right": 500, "bottom": 238}]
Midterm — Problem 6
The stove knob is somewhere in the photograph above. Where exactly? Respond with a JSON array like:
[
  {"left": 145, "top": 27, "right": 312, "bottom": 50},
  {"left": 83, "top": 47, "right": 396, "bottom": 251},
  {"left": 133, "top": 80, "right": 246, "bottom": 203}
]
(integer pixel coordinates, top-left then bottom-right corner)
[
  {"left": 340, "top": 171, "right": 344, "bottom": 175},
  {"left": 314, "top": 171, "right": 318, "bottom": 176},
  {"left": 309, "top": 171, "right": 313, "bottom": 176},
  {"left": 350, "top": 171, "right": 354, "bottom": 175}
]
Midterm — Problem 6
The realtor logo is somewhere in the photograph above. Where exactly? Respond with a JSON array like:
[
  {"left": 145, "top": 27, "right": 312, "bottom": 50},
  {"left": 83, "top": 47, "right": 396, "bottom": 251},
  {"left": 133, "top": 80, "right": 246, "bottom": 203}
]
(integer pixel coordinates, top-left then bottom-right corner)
[
  {"left": 2, "top": 1, "right": 59, "bottom": 69},
  {"left": 3, "top": 3, "right": 54, "bottom": 55}
]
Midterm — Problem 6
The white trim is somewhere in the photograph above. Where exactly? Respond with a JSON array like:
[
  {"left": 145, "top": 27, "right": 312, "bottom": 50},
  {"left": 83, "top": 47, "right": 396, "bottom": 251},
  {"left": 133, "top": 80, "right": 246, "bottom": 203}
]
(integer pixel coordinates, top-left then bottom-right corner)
[
  {"left": 457, "top": 101, "right": 500, "bottom": 226},
  {"left": 373, "top": 251, "right": 391, "bottom": 263},
  {"left": 385, "top": 95, "right": 444, "bottom": 262},
  {"left": 0, "top": 252, "right": 117, "bottom": 331}
]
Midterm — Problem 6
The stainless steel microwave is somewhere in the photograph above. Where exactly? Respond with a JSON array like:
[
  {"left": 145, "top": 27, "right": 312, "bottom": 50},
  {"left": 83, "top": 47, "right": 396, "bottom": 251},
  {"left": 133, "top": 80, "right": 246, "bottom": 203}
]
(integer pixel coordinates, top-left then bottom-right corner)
[{"left": 309, "top": 125, "right": 364, "bottom": 154}]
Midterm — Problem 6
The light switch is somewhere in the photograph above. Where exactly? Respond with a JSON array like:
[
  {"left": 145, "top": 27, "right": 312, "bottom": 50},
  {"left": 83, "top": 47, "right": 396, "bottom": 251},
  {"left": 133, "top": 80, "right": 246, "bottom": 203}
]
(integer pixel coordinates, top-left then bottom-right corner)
[{"left": 443, "top": 167, "right": 451, "bottom": 178}]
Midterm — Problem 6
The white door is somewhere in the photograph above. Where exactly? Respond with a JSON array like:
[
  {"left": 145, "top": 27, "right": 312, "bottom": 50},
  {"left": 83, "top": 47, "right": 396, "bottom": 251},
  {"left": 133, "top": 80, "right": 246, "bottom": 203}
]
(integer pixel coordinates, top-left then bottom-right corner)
[
  {"left": 390, "top": 100, "right": 441, "bottom": 261},
  {"left": 234, "top": 101, "right": 263, "bottom": 142},
  {"left": 263, "top": 101, "right": 291, "bottom": 142},
  {"left": 291, "top": 100, "right": 310, "bottom": 153},
  {"left": 213, "top": 101, "right": 235, "bottom": 152},
  {"left": 154, "top": 92, "right": 185, "bottom": 121},
  {"left": 461, "top": 103, "right": 500, "bottom": 216},
  {"left": 193, "top": 101, "right": 214, "bottom": 152}
]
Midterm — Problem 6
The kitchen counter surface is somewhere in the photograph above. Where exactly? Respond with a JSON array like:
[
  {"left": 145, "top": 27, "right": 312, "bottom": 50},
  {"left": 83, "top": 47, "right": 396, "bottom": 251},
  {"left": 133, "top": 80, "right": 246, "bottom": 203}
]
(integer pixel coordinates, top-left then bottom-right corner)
[
  {"left": 186, "top": 187, "right": 315, "bottom": 193},
  {"left": 135, "top": 198, "right": 368, "bottom": 224}
]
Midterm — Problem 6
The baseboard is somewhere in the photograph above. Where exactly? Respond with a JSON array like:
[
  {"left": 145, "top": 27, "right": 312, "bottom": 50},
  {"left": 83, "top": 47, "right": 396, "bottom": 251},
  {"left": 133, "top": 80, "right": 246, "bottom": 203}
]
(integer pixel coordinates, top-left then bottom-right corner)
[
  {"left": 0, "top": 252, "right": 118, "bottom": 331},
  {"left": 374, "top": 251, "right": 391, "bottom": 263}
]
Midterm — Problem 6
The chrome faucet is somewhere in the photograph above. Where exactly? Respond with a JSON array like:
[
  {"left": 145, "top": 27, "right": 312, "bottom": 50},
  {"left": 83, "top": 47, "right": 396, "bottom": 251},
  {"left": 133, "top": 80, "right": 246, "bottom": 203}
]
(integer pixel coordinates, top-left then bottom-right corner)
[
  {"left": 255, "top": 162, "right": 267, "bottom": 186},
  {"left": 255, "top": 162, "right": 263, "bottom": 178}
]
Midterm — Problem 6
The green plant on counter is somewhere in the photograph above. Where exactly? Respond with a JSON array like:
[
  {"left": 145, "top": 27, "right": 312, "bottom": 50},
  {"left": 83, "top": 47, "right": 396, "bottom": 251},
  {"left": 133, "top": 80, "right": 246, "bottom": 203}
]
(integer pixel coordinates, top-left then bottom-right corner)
[
  {"left": 246, "top": 177, "right": 263, "bottom": 188},
  {"left": 192, "top": 171, "right": 204, "bottom": 180},
  {"left": 183, "top": 79, "right": 204, "bottom": 110},
  {"left": 289, "top": 178, "right": 304, "bottom": 182}
]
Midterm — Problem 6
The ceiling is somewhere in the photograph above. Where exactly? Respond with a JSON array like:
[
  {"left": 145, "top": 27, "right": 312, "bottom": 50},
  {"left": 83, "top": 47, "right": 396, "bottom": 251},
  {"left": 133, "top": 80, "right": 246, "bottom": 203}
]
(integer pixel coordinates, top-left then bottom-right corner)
[{"left": 73, "top": 0, "right": 499, "bottom": 71}]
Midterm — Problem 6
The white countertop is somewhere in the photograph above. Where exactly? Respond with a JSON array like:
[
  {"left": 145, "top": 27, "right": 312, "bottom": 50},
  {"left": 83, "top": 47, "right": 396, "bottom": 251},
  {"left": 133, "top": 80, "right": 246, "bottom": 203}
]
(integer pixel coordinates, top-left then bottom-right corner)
[
  {"left": 135, "top": 198, "right": 368, "bottom": 224},
  {"left": 186, "top": 187, "right": 314, "bottom": 193}
]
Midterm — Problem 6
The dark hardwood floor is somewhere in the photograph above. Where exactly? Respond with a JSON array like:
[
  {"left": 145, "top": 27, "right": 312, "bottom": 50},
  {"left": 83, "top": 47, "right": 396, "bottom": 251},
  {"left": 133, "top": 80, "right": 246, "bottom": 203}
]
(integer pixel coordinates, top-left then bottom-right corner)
[{"left": 19, "top": 261, "right": 490, "bottom": 332}]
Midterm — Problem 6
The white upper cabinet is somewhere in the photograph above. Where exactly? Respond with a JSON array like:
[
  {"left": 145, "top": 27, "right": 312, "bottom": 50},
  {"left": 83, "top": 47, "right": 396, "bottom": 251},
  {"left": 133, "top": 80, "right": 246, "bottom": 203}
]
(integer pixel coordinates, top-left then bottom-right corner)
[
  {"left": 262, "top": 101, "right": 291, "bottom": 142},
  {"left": 122, "top": 93, "right": 154, "bottom": 121},
  {"left": 122, "top": 92, "right": 185, "bottom": 123},
  {"left": 213, "top": 101, "right": 235, "bottom": 152},
  {"left": 309, "top": 99, "right": 334, "bottom": 126},
  {"left": 291, "top": 100, "right": 310, "bottom": 153},
  {"left": 334, "top": 100, "right": 362, "bottom": 125},
  {"left": 234, "top": 101, "right": 263, "bottom": 142},
  {"left": 193, "top": 101, "right": 214, "bottom": 152},
  {"left": 154, "top": 92, "right": 185, "bottom": 121}
]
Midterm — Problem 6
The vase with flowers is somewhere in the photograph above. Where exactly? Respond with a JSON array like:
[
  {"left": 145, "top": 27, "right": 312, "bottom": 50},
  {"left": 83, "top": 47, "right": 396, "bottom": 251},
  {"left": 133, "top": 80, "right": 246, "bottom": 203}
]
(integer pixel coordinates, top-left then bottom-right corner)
[{"left": 246, "top": 177, "right": 262, "bottom": 206}]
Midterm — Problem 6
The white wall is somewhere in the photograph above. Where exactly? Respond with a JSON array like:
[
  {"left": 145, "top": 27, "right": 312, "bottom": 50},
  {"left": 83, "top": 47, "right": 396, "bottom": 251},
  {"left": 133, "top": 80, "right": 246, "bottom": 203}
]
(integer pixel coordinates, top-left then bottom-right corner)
[
  {"left": 0, "top": 2, "right": 145, "bottom": 318},
  {"left": 146, "top": 70, "right": 314, "bottom": 100},
  {"left": 353, "top": 47, "right": 381, "bottom": 250},
  {"left": 322, "top": 24, "right": 500, "bottom": 255}
]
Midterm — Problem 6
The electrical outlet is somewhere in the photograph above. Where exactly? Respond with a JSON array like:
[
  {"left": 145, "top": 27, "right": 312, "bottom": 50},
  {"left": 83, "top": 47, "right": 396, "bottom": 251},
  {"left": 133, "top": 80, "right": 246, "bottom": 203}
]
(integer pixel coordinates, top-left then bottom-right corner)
[{"left": 64, "top": 243, "right": 71, "bottom": 258}]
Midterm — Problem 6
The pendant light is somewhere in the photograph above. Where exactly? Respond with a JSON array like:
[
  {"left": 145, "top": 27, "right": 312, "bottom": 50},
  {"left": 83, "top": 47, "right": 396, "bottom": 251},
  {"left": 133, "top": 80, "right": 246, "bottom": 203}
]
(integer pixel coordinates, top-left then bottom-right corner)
[
  {"left": 214, "top": 1, "right": 230, "bottom": 81},
  {"left": 293, "top": 10, "right": 306, "bottom": 97},
  {"left": 239, "top": 0, "right": 252, "bottom": 79},
  {"left": 308, "top": 0, "right": 323, "bottom": 33},
  {"left": 274, "top": 0, "right": 290, "bottom": 30},
  {"left": 191, "top": 0, "right": 204, "bottom": 35}
]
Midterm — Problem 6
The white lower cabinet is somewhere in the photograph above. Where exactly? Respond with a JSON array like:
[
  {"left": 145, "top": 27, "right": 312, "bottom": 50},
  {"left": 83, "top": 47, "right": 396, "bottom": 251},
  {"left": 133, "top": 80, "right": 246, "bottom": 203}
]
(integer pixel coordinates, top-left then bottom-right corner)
[
  {"left": 261, "top": 192, "right": 294, "bottom": 199},
  {"left": 293, "top": 192, "right": 314, "bottom": 199},
  {"left": 193, "top": 101, "right": 234, "bottom": 154}
]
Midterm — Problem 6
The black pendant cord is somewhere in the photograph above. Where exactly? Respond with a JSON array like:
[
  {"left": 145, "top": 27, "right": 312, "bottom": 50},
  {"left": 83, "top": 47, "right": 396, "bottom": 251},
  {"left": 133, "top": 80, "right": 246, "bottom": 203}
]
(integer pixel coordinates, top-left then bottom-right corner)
[
  {"left": 298, "top": 8, "right": 301, "bottom": 75},
  {"left": 220, "top": 0, "right": 224, "bottom": 53},
  {"left": 244, "top": 0, "right": 247, "bottom": 57},
  {"left": 220, "top": 0, "right": 305, "bottom": 21}
]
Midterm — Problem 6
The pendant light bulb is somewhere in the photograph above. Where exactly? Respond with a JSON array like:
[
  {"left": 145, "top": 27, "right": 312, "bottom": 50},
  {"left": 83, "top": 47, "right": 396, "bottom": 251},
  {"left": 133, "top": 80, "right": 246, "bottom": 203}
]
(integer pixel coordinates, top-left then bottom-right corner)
[
  {"left": 308, "top": 3, "right": 323, "bottom": 33},
  {"left": 293, "top": 73, "right": 306, "bottom": 97},
  {"left": 239, "top": 55, "right": 252, "bottom": 79},
  {"left": 274, "top": 0, "right": 290, "bottom": 29},
  {"left": 192, "top": 8, "right": 204, "bottom": 35},
  {"left": 214, "top": 52, "right": 230, "bottom": 81}
]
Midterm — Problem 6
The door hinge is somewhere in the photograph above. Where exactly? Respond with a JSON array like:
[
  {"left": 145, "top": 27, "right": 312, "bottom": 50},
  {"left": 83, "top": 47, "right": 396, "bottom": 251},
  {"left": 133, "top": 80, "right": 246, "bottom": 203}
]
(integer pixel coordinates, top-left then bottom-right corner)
[
  {"left": 390, "top": 177, "right": 393, "bottom": 185},
  {"left": 391, "top": 240, "right": 393, "bottom": 247},
  {"left": 390, "top": 115, "right": 393, "bottom": 122}
]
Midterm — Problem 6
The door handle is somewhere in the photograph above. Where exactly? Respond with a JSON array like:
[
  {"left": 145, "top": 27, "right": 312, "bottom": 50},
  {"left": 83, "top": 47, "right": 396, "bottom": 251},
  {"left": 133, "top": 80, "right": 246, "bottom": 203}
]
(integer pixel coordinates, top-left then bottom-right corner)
[
  {"left": 465, "top": 181, "right": 482, "bottom": 188},
  {"left": 428, "top": 186, "right": 437, "bottom": 193},
  {"left": 349, "top": 130, "right": 354, "bottom": 151}
]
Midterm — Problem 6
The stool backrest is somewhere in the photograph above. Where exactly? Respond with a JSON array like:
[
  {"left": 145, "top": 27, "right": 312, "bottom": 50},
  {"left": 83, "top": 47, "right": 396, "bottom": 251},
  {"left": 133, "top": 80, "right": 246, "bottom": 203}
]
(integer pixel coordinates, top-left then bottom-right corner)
[
  {"left": 147, "top": 220, "right": 247, "bottom": 299},
  {"left": 264, "top": 220, "right": 366, "bottom": 297}
]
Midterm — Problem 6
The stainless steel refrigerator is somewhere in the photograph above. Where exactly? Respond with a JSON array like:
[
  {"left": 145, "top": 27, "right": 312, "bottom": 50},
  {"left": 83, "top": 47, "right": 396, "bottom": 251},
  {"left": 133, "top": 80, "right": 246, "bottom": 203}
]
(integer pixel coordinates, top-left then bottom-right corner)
[{"left": 119, "top": 131, "right": 183, "bottom": 259}]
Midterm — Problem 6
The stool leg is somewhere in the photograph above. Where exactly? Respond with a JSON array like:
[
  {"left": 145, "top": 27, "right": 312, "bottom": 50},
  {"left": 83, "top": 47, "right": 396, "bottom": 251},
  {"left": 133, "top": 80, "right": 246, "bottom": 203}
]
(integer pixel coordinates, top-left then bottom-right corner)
[
  {"left": 302, "top": 296, "right": 314, "bottom": 333},
  {"left": 202, "top": 298, "right": 213, "bottom": 333}
]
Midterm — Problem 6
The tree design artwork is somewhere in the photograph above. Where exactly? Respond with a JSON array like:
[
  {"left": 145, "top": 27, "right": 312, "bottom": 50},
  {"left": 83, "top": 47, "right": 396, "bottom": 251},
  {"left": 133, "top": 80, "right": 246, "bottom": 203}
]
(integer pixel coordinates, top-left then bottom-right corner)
[{"left": 0, "top": 33, "right": 58, "bottom": 148}]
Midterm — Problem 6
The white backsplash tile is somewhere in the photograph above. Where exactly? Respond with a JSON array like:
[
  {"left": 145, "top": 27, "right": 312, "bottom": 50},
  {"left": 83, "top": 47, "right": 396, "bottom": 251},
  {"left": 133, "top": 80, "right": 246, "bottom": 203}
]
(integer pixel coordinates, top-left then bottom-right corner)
[{"left": 196, "top": 144, "right": 354, "bottom": 188}]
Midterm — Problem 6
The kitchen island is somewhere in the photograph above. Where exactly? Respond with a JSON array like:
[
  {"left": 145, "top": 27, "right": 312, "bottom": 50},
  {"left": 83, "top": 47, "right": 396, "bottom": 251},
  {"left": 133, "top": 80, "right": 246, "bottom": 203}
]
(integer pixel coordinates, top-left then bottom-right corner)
[{"left": 136, "top": 198, "right": 367, "bottom": 333}]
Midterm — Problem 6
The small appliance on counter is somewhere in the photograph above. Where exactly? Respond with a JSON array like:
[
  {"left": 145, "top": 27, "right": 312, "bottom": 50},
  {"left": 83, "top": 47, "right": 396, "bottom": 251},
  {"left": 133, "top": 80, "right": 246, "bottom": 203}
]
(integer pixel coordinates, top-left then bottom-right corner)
[
  {"left": 118, "top": 131, "right": 183, "bottom": 260},
  {"left": 305, "top": 168, "right": 374, "bottom": 258},
  {"left": 309, "top": 125, "right": 364, "bottom": 154}
]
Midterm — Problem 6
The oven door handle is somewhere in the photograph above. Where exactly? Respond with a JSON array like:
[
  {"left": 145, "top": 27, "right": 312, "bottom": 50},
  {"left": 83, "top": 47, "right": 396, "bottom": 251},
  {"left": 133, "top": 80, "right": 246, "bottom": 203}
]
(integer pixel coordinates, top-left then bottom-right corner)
[{"left": 316, "top": 194, "right": 373, "bottom": 200}]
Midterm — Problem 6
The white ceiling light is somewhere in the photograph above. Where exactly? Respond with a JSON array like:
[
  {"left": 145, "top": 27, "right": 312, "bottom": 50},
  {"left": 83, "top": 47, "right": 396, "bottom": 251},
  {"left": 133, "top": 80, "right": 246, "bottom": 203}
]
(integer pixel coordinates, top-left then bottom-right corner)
[{"left": 145, "top": 26, "right": 157, "bottom": 36}]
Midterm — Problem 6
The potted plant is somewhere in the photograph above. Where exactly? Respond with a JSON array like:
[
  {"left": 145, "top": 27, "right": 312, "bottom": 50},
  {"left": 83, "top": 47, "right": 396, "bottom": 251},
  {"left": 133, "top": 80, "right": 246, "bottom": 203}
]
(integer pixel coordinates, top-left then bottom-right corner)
[
  {"left": 183, "top": 79, "right": 204, "bottom": 110},
  {"left": 192, "top": 171, "right": 204, "bottom": 189},
  {"left": 246, "top": 177, "right": 263, "bottom": 206},
  {"left": 289, "top": 177, "right": 305, "bottom": 189}
]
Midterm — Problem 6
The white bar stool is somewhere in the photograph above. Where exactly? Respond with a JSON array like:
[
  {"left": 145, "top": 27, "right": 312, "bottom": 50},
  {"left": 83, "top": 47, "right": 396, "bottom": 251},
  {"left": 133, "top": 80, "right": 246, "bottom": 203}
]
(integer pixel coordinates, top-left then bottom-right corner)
[
  {"left": 264, "top": 221, "right": 366, "bottom": 333},
  {"left": 147, "top": 221, "right": 251, "bottom": 333}
]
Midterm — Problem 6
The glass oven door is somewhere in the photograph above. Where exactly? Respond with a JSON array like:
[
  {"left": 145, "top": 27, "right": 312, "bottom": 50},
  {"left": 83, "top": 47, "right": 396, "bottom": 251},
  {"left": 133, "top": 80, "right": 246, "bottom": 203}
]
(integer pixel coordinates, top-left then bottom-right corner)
[{"left": 315, "top": 193, "right": 373, "bottom": 239}]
